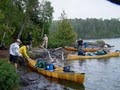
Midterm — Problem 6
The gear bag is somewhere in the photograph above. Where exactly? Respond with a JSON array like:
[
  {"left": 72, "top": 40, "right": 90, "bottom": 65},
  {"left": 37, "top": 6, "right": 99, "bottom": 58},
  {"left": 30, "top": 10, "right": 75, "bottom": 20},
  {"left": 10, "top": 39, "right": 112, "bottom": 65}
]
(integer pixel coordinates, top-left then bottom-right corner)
[
  {"left": 63, "top": 66, "right": 71, "bottom": 72},
  {"left": 35, "top": 60, "right": 47, "bottom": 68},
  {"left": 46, "top": 63, "right": 55, "bottom": 71}
]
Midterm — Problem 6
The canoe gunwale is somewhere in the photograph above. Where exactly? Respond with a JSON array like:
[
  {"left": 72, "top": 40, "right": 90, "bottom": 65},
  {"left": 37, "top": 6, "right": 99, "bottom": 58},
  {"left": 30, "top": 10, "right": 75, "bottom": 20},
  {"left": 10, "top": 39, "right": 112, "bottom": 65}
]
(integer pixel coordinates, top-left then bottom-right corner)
[{"left": 64, "top": 46, "right": 101, "bottom": 52}]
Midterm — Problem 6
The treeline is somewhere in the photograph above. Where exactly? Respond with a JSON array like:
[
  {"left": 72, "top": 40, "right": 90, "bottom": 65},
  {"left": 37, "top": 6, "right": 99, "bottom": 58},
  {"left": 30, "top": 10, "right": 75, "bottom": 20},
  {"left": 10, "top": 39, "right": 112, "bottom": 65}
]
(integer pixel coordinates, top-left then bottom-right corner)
[
  {"left": 50, "top": 18, "right": 120, "bottom": 39},
  {"left": 0, "top": 0, "right": 53, "bottom": 47},
  {"left": 0, "top": 1, "right": 76, "bottom": 48},
  {"left": 1, "top": 0, "right": 120, "bottom": 48}
]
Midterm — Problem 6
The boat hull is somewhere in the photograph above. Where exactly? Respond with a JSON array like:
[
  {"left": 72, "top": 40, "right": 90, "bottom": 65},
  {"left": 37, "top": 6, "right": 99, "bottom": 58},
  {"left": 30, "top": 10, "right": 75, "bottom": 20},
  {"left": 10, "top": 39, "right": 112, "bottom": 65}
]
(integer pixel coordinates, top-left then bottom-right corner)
[
  {"left": 27, "top": 59, "right": 85, "bottom": 84},
  {"left": 66, "top": 52, "right": 120, "bottom": 60}
]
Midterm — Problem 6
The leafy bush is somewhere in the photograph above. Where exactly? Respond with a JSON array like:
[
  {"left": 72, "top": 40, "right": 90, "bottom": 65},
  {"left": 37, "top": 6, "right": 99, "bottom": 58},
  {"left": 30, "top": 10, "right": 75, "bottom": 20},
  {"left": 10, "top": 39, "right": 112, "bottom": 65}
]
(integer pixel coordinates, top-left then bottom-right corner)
[{"left": 0, "top": 59, "right": 19, "bottom": 90}]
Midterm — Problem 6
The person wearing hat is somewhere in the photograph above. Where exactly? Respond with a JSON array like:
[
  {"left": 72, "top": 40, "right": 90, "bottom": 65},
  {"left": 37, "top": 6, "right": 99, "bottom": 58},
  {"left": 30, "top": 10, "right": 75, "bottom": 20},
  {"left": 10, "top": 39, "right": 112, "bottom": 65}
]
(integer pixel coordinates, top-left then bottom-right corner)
[
  {"left": 9, "top": 39, "right": 22, "bottom": 69},
  {"left": 19, "top": 43, "right": 30, "bottom": 59},
  {"left": 103, "top": 44, "right": 110, "bottom": 54},
  {"left": 19, "top": 43, "right": 31, "bottom": 67},
  {"left": 77, "top": 38, "right": 83, "bottom": 49}
]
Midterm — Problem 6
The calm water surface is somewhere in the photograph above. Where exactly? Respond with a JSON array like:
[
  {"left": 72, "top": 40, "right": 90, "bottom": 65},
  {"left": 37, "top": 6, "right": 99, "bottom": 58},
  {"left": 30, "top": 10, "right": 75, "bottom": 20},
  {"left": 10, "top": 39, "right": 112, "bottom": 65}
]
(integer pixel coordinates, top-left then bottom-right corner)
[{"left": 67, "top": 38, "right": 120, "bottom": 90}]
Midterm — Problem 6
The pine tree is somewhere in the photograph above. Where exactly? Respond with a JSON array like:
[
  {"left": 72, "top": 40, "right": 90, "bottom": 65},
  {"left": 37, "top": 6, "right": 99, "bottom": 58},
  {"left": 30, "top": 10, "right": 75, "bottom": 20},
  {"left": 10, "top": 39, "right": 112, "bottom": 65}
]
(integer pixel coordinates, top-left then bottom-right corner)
[{"left": 55, "top": 11, "right": 76, "bottom": 46}]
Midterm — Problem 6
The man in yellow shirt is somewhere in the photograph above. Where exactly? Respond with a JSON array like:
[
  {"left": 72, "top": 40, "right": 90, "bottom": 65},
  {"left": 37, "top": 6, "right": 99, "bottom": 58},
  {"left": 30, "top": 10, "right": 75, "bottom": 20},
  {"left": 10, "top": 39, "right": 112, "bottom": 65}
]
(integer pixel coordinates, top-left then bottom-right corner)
[
  {"left": 19, "top": 45, "right": 30, "bottom": 59},
  {"left": 19, "top": 44, "right": 31, "bottom": 67}
]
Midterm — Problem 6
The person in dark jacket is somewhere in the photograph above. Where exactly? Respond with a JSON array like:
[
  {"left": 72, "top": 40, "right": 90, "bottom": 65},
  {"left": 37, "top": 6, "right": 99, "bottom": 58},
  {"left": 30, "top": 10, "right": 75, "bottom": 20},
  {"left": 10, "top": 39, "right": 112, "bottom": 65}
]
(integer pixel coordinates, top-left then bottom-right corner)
[
  {"left": 77, "top": 38, "right": 83, "bottom": 49},
  {"left": 78, "top": 48, "right": 86, "bottom": 56}
]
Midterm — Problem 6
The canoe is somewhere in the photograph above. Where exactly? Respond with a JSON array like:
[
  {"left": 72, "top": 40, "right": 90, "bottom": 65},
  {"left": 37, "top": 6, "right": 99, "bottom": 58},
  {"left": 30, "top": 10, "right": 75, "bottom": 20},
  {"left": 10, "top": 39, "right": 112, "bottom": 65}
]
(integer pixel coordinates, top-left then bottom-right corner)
[
  {"left": 64, "top": 46, "right": 101, "bottom": 52},
  {"left": 66, "top": 52, "right": 120, "bottom": 60},
  {"left": 27, "top": 59, "right": 85, "bottom": 84}
]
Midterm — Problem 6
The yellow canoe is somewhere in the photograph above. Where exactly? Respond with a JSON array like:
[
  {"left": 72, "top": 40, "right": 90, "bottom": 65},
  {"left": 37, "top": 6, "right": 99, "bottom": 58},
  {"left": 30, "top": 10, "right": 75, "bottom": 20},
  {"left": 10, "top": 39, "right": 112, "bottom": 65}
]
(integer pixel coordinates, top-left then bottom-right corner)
[
  {"left": 66, "top": 52, "right": 120, "bottom": 60},
  {"left": 64, "top": 46, "right": 101, "bottom": 52},
  {"left": 27, "top": 59, "right": 85, "bottom": 84}
]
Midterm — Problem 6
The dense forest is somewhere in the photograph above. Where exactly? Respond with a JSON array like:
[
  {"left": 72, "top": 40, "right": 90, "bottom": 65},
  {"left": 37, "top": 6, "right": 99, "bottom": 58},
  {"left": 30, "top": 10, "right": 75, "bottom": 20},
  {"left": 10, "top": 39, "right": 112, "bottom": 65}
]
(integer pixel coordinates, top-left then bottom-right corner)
[
  {"left": 50, "top": 18, "right": 120, "bottom": 39},
  {"left": 0, "top": 0, "right": 120, "bottom": 48},
  {"left": 0, "top": 0, "right": 54, "bottom": 47},
  {"left": 0, "top": 0, "right": 76, "bottom": 48}
]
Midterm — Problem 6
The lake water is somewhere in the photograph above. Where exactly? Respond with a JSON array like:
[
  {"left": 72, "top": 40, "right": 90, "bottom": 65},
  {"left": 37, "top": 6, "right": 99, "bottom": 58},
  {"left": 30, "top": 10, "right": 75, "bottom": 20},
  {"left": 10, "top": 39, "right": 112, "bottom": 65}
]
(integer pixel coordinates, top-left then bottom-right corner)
[{"left": 66, "top": 38, "right": 120, "bottom": 90}]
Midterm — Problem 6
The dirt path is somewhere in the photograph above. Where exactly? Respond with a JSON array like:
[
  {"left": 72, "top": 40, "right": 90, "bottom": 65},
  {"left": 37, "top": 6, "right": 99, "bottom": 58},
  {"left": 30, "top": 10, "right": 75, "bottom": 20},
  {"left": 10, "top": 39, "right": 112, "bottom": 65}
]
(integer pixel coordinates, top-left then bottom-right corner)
[{"left": 0, "top": 50, "right": 9, "bottom": 58}]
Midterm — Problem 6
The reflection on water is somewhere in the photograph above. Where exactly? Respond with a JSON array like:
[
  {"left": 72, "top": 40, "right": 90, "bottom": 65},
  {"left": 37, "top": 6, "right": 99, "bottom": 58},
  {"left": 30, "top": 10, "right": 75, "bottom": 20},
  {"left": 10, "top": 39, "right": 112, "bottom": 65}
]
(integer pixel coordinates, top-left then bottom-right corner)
[{"left": 46, "top": 76, "right": 85, "bottom": 90}]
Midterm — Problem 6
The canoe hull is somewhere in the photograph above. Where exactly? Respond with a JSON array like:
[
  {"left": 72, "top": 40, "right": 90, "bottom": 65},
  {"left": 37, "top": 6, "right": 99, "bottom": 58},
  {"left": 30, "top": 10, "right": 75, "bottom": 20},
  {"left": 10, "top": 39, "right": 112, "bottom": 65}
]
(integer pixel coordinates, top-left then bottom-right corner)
[
  {"left": 27, "top": 59, "right": 85, "bottom": 84},
  {"left": 64, "top": 46, "right": 101, "bottom": 52},
  {"left": 66, "top": 52, "right": 120, "bottom": 60}
]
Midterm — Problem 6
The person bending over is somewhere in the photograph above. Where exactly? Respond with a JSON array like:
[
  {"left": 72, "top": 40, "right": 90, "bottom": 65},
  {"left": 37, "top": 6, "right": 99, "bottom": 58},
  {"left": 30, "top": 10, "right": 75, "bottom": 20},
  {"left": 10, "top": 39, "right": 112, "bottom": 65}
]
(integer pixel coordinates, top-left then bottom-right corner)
[
  {"left": 19, "top": 43, "right": 32, "bottom": 66},
  {"left": 78, "top": 48, "right": 86, "bottom": 56}
]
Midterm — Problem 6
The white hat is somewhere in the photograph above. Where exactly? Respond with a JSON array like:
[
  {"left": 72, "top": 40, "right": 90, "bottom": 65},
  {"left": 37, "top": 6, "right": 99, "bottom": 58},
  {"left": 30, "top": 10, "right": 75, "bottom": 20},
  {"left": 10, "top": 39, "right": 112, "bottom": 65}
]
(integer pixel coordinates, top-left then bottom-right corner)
[
  {"left": 16, "top": 39, "right": 22, "bottom": 43},
  {"left": 104, "top": 45, "right": 108, "bottom": 48}
]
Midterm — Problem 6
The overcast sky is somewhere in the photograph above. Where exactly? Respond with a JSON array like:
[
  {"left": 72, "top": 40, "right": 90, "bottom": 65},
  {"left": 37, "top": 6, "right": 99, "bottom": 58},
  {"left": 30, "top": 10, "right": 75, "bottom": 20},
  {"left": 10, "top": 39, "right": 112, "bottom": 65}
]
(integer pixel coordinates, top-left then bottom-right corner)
[{"left": 47, "top": 0, "right": 120, "bottom": 20}]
